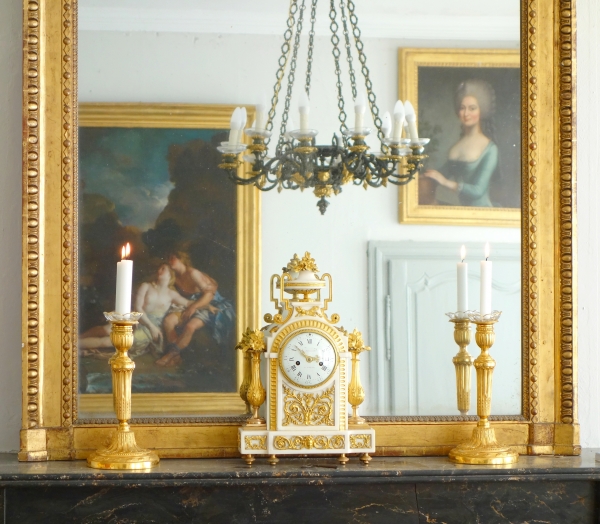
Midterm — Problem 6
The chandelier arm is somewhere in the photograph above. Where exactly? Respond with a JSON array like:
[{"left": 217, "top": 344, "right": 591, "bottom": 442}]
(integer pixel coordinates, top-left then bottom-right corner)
[
  {"left": 305, "top": 0, "right": 318, "bottom": 98},
  {"left": 338, "top": 0, "right": 357, "bottom": 100},
  {"left": 225, "top": 168, "right": 265, "bottom": 186},
  {"left": 266, "top": 0, "right": 300, "bottom": 150},
  {"left": 387, "top": 171, "right": 416, "bottom": 185},
  {"left": 346, "top": 0, "right": 385, "bottom": 149},
  {"left": 329, "top": 0, "right": 349, "bottom": 142},
  {"left": 363, "top": 156, "right": 386, "bottom": 187},
  {"left": 264, "top": 152, "right": 305, "bottom": 189},
  {"left": 341, "top": 154, "right": 365, "bottom": 183},
  {"left": 278, "top": 0, "right": 308, "bottom": 151}
]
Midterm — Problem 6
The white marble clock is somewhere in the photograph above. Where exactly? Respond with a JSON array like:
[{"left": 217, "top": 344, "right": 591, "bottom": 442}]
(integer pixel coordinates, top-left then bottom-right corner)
[{"left": 238, "top": 252, "right": 375, "bottom": 465}]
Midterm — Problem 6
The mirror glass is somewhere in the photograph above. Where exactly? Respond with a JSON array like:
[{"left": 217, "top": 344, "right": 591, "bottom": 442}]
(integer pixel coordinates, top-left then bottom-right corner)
[{"left": 77, "top": 0, "right": 521, "bottom": 418}]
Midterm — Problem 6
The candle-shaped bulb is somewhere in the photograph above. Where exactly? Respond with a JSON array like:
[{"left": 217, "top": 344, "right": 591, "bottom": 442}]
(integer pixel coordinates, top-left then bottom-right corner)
[
  {"left": 239, "top": 107, "right": 248, "bottom": 131},
  {"left": 457, "top": 245, "right": 468, "bottom": 312},
  {"left": 284, "top": 115, "right": 296, "bottom": 139},
  {"left": 255, "top": 95, "right": 268, "bottom": 130},
  {"left": 354, "top": 92, "right": 367, "bottom": 130},
  {"left": 392, "top": 100, "right": 405, "bottom": 140},
  {"left": 381, "top": 111, "right": 392, "bottom": 139},
  {"left": 299, "top": 91, "right": 310, "bottom": 131},
  {"left": 480, "top": 243, "right": 492, "bottom": 315},
  {"left": 228, "top": 107, "right": 241, "bottom": 144},
  {"left": 404, "top": 100, "right": 419, "bottom": 141}
]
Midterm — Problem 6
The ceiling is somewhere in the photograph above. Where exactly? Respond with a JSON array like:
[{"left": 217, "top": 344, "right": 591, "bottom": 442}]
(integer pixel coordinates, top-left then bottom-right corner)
[{"left": 78, "top": 0, "right": 520, "bottom": 41}]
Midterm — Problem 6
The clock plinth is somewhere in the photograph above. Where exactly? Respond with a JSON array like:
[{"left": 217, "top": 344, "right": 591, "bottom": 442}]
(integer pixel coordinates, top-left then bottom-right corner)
[{"left": 238, "top": 252, "right": 375, "bottom": 465}]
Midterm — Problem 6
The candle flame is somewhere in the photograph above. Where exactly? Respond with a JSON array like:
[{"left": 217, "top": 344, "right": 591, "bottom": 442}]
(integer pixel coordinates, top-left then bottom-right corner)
[
  {"left": 121, "top": 243, "right": 131, "bottom": 260},
  {"left": 460, "top": 245, "right": 466, "bottom": 262},
  {"left": 484, "top": 242, "right": 490, "bottom": 260}
]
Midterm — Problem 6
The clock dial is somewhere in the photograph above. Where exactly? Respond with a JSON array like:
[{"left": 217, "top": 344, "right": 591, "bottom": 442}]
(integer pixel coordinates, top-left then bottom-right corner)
[{"left": 280, "top": 331, "right": 337, "bottom": 388}]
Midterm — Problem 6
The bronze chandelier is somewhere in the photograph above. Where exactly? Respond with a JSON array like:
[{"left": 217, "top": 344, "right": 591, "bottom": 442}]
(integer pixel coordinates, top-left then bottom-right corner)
[{"left": 218, "top": 0, "right": 428, "bottom": 214}]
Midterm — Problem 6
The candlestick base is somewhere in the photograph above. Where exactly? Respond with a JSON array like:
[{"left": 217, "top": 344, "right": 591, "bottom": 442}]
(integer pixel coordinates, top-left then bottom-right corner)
[
  {"left": 87, "top": 423, "right": 160, "bottom": 470},
  {"left": 448, "top": 422, "right": 518, "bottom": 465}
]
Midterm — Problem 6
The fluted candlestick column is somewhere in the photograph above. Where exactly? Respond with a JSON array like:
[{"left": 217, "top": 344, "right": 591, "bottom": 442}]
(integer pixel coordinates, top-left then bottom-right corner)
[{"left": 87, "top": 313, "right": 159, "bottom": 470}]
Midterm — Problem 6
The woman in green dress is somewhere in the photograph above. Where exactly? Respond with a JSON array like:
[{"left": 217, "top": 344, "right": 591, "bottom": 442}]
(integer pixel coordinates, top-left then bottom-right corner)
[{"left": 423, "top": 79, "right": 498, "bottom": 207}]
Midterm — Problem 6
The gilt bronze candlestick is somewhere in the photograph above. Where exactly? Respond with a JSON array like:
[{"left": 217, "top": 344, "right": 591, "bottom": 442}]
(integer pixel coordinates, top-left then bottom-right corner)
[
  {"left": 446, "top": 313, "right": 473, "bottom": 415},
  {"left": 448, "top": 311, "right": 518, "bottom": 465},
  {"left": 87, "top": 312, "right": 160, "bottom": 470}
]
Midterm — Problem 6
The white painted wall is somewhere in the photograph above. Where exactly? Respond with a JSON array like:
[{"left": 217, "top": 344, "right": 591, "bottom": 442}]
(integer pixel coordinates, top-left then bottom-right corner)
[
  {"left": 0, "top": 0, "right": 597, "bottom": 451},
  {"left": 78, "top": 30, "right": 520, "bottom": 414},
  {"left": 576, "top": 0, "right": 600, "bottom": 448}
]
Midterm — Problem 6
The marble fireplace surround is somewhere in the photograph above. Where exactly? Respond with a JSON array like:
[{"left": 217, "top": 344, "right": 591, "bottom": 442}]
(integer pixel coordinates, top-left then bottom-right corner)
[{"left": 2, "top": 451, "right": 600, "bottom": 522}]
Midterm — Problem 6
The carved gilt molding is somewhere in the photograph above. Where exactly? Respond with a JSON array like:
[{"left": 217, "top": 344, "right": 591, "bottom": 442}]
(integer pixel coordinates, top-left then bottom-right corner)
[
  {"left": 557, "top": 0, "right": 576, "bottom": 426},
  {"left": 23, "top": 0, "right": 42, "bottom": 429}
]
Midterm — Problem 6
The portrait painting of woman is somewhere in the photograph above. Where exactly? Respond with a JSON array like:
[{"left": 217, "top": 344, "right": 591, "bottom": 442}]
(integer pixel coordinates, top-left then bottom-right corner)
[
  {"left": 423, "top": 79, "right": 499, "bottom": 208},
  {"left": 399, "top": 49, "right": 520, "bottom": 227}
]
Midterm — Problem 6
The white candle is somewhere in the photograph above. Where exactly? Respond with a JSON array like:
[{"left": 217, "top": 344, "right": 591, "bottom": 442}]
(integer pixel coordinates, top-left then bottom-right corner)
[
  {"left": 354, "top": 92, "right": 366, "bottom": 130},
  {"left": 480, "top": 242, "right": 492, "bottom": 315},
  {"left": 115, "top": 243, "right": 133, "bottom": 314},
  {"left": 299, "top": 91, "right": 310, "bottom": 131},
  {"left": 255, "top": 95, "right": 268, "bottom": 130},
  {"left": 404, "top": 100, "right": 419, "bottom": 141},
  {"left": 392, "top": 100, "right": 405, "bottom": 141},
  {"left": 239, "top": 107, "right": 247, "bottom": 131},
  {"left": 457, "top": 245, "right": 468, "bottom": 313},
  {"left": 381, "top": 111, "right": 392, "bottom": 139},
  {"left": 228, "top": 107, "right": 241, "bottom": 144}
]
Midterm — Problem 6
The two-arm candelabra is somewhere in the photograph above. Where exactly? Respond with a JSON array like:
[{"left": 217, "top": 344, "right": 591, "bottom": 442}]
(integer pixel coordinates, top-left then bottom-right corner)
[{"left": 448, "top": 311, "right": 518, "bottom": 465}]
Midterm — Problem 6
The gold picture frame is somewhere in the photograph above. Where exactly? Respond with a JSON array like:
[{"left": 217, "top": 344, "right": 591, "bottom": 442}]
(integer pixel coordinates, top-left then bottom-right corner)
[
  {"left": 399, "top": 48, "right": 521, "bottom": 227},
  {"left": 20, "top": 0, "right": 578, "bottom": 460},
  {"left": 76, "top": 103, "right": 259, "bottom": 420}
]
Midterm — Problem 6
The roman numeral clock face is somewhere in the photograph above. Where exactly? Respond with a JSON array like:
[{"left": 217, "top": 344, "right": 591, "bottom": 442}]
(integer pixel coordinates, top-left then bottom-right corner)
[{"left": 280, "top": 331, "right": 337, "bottom": 388}]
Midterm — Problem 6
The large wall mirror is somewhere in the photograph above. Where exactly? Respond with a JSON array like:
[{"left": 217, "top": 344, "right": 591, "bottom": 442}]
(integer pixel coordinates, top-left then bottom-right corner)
[{"left": 19, "top": 0, "right": 578, "bottom": 460}]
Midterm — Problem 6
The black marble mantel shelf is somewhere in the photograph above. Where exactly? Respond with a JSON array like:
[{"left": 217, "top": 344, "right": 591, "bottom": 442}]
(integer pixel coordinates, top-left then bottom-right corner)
[
  {"left": 2, "top": 451, "right": 600, "bottom": 522},
  {"left": 2, "top": 451, "right": 600, "bottom": 486}
]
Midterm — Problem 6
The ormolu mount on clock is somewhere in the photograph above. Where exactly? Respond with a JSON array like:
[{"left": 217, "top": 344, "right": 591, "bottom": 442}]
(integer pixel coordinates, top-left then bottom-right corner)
[{"left": 236, "top": 253, "right": 375, "bottom": 465}]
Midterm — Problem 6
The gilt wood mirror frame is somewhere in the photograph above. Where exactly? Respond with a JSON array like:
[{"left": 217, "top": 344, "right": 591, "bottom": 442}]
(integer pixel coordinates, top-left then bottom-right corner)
[{"left": 19, "top": 0, "right": 578, "bottom": 460}]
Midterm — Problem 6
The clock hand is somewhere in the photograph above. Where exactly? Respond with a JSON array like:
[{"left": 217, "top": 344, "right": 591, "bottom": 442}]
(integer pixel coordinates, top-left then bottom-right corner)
[{"left": 298, "top": 348, "right": 310, "bottom": 361}]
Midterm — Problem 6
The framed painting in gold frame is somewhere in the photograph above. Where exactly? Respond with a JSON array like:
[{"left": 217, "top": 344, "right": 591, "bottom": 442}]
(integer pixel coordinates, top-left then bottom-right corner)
[
  {"left": 398, "top": 48, "right": 521, "bottom": 227},
  {"left": 20, "top": 0, "right": 578, "bottom": 461},
  {"left": 76, "top": 103, "right": 260, "bottom": 420}
]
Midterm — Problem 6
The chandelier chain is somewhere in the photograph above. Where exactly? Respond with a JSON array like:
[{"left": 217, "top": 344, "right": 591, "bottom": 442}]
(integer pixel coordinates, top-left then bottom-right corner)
[
  {"left": 346, "top": 0, "right": 385, "bottom": 148},
  {"left": 305, "top": 0, "right": 318, "bottom": 98},
  {"left": 339, "top": 0, "right": 357, "bottom": 101},
  {"left": 278, "top": 0, "right": 308, "bottom": 151},
  {"left": 267, "top": 0, "right": 299, "bottom": 145},
  {"left": 329, "top": 0, "right": 349, "bottom": 138}
]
